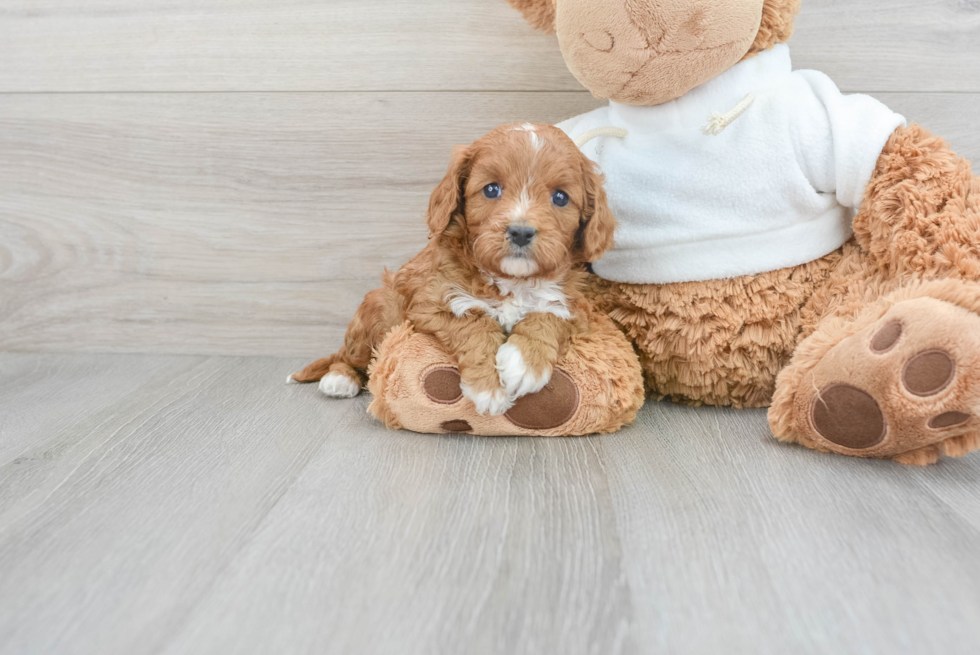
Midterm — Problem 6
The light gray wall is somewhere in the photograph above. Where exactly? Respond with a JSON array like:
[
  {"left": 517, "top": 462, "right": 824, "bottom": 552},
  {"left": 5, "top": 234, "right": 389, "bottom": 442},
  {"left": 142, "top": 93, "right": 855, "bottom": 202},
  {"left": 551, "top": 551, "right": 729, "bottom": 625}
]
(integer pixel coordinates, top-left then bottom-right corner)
[{"left": 1, "top": 0, "right": 978, "bottom": 356}]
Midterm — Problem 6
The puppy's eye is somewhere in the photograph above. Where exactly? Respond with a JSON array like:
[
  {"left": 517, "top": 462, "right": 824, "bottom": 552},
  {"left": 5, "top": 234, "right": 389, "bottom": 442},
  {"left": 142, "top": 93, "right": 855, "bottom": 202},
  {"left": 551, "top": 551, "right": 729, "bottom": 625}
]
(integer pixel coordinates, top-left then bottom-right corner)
[
  {"left": 483, "top": 183, "right": 502, "bottom": 199},
  {"left": 552, "top": 190, "right": 570, "bottom": 207}
]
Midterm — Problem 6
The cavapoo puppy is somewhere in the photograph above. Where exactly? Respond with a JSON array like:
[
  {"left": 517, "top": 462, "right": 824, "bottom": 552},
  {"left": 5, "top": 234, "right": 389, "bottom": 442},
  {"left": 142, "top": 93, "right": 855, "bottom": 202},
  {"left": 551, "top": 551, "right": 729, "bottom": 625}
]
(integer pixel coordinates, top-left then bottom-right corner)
[{"left": 289, "top": 123, "right": 616, "bottom": 415}]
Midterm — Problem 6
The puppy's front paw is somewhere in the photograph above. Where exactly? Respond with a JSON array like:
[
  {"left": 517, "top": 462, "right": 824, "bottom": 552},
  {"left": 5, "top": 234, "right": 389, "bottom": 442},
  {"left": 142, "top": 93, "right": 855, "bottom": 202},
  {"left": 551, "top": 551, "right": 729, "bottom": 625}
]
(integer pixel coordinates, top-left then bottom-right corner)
[
  {"left": 496, "top": 342, "right": 552, "bottom": 400},
  {"left": 460, "top": 382, "right": 514, "bottom": 416}
]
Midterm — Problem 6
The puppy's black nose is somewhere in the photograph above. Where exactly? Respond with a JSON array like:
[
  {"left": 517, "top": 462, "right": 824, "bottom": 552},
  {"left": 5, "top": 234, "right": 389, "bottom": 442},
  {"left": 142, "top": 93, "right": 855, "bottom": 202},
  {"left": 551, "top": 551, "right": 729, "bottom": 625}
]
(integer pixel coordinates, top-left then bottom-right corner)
[{"left": 507, "top": 225, "right": 537, "bottom": 248}]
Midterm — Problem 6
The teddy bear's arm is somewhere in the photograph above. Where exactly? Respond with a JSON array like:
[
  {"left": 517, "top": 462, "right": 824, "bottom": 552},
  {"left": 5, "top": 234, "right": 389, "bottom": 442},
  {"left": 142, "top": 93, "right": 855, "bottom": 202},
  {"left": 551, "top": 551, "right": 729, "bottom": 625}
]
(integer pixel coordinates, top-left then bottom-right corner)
[
  {"left": 854, "top": 123, "right": 979, "bottom": 279},
  {"left": 789, "top": 70, "right": 906, "bottom": 212}
]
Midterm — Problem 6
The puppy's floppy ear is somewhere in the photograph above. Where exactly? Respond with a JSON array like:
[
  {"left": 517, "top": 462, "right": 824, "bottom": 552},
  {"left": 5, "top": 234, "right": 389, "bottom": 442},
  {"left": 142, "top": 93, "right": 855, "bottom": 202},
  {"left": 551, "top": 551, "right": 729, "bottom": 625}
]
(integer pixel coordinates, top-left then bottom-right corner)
[
  {"left": 505, "top": 0, "right": 556, "bottom": 33},
  {"left": 427, "top": 145, "right": 472, "bottom": 238},
  {"left": 576, "top": 160, "right": 617, "bottom": 263}
]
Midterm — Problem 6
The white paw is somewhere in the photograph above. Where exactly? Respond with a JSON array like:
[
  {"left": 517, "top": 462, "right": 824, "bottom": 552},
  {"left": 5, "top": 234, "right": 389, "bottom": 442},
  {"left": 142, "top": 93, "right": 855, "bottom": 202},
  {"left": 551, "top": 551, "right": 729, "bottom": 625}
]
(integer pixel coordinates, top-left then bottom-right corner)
[
  {"left": 495, "top": 342, "right": 551, "bottom": 400},
  {"left": 286, "top": 374, "right": 299, "bottom": 385},
  {"left": 318, "top": 372, "right": 361, "bottom": 398},
  {"left": 460, "top": 383, "right": 514, "bottom": 416}
]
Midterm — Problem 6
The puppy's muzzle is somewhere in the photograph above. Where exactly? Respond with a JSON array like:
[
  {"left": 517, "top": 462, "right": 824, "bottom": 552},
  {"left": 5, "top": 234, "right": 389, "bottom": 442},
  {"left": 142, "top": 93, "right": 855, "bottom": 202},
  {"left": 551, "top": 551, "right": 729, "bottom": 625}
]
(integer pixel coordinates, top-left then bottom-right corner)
[{"left": 507, "top": 225, "right": 537, "bottom": 249}]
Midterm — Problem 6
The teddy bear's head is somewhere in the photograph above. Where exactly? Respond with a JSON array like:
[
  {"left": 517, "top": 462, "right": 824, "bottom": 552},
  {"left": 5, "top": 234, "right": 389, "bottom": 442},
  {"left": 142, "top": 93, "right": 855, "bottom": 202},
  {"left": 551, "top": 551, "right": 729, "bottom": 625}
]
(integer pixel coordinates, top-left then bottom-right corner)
[{"left": 507, "top": 0, "right": 800, "bottom": 106}]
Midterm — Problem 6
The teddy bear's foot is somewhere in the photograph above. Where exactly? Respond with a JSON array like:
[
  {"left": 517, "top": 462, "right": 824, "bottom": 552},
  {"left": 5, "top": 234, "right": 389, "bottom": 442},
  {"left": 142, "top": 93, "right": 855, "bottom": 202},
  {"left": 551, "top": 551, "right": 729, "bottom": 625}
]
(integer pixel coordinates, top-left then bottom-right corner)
[
  {"left": 366, "top": 317, "right": 645, "bottom": 436},
  {"left": 771, "top": 295, "right": 980, "bottom": 464},
  {"left": 420, "top": 366, "right": 579, "bottom": 433}
]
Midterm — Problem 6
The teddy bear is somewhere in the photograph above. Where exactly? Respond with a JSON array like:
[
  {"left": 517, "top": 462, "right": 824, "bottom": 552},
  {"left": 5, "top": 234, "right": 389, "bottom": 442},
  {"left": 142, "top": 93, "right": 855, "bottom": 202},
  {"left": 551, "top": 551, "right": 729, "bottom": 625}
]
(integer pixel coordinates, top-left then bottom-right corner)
[{"left": 501, "top": 0, "right": 980, "bottom": 464}]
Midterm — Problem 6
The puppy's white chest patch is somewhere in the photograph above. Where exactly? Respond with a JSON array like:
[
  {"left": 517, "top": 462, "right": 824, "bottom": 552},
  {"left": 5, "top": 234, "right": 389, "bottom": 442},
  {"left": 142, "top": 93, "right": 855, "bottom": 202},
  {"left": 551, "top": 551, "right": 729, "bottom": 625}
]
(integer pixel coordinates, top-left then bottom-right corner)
[{"left": 446, "top": 278, "right": 571, "bottom": 333}]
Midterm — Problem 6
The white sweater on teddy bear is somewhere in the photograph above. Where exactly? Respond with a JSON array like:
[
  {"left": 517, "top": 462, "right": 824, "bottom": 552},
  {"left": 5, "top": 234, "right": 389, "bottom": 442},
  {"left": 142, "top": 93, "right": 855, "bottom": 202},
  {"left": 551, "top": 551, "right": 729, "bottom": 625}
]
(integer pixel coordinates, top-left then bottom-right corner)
[{"left": 558, "top": 44, "right": 906, "bottom": 284}]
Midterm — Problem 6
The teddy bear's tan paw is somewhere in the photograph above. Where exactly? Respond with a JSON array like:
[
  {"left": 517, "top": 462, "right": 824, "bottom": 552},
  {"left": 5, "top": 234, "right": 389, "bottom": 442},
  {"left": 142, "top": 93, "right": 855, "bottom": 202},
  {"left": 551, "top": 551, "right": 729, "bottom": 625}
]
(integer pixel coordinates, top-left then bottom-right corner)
[
  {"left": 793, "top": 297, "right": 980, "bottom": 464},
  {"left": 420, "top": 366, "right": 578, "bottom": 433}
]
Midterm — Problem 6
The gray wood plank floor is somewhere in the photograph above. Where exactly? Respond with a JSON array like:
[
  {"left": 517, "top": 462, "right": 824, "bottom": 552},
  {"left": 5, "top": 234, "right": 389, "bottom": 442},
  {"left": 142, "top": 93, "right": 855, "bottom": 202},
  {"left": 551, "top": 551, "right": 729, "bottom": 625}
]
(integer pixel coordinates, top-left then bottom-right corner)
[{"left": 3, "top": 352, "right": 980, "bottom": 655}]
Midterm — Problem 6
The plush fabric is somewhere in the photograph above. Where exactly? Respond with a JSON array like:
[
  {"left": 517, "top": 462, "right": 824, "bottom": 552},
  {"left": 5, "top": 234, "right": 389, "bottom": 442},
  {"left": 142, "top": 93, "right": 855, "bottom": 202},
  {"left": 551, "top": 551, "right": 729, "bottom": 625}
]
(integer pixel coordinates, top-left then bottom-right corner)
[
  {"left": 359, "top": 0, "right": 979, "bottom": 462},
  {"left": 584, "top": 125, "right": 980, "bottom": 463},
  {"left": 743, "top": 0, "right": 800, "bottom": 58},
  {"left": 770, "top": 279, "right": 980, "bottom": 466},
  {"left": 367, "top": 313, "right": 645, "bottom": 437},
  {"left": 584, "top": 251, "right": 841, "bottom": 409},
  {"left": 559, "top": 45, "right": 906, "bottom": 284},
  {"left": 507, "top": 0, "right": 556, "bottom": 33},
  {"left": 507, "top": 0, "right": 800, "bottom": 59},
  {"left": 505, "top": 0, "right": 980, "bottom": 464},
  {"left": 562, "top": 0, "right": 767, "bottom": 106}
]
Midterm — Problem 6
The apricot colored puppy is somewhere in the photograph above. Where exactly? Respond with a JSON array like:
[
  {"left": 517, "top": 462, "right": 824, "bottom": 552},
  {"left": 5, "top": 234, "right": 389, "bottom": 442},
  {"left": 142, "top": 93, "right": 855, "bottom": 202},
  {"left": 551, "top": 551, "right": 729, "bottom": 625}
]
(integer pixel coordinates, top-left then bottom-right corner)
[{"left": 290, "top": 123, "right": 616, "bottom": 416}]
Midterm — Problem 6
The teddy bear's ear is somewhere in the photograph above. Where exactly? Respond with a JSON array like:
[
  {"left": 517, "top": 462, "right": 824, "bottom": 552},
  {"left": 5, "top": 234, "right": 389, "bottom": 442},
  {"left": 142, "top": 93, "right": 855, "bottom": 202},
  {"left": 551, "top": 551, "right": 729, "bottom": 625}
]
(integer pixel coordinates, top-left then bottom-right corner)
[
  {"left": 505, "top": 0, "right": 557, "bottom": 34},
  {"left": 427, "top": 145, "right": 472, "bottom": 238},
  {"left": 744, "top": 0, "right": 801, "bottom": 59},
  {"left": 576, "top": 160, "right": 617, "bottom": 263}
]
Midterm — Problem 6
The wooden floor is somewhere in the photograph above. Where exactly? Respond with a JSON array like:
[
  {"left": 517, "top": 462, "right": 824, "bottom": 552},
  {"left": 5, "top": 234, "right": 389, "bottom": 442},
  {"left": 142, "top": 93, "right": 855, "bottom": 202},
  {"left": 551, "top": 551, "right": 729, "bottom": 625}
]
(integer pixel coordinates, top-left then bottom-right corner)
[{"left": 2, "top": 352, "right": 980, "bottom": 654}]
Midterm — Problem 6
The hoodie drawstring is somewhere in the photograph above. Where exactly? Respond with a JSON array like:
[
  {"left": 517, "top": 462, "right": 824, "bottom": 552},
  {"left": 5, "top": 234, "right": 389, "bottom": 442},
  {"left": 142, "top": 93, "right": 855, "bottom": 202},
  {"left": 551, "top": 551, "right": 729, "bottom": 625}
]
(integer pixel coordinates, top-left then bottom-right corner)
[{"left": 701, "top": 93, "right": 756, "bottom": 136}]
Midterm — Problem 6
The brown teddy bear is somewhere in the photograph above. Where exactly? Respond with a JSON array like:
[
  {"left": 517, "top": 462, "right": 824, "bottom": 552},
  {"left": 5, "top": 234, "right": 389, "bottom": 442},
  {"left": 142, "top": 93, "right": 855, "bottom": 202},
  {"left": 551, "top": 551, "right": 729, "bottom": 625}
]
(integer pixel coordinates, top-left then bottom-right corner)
[{"left": 505, "top": 0, "right": 980, "bottom": 464}]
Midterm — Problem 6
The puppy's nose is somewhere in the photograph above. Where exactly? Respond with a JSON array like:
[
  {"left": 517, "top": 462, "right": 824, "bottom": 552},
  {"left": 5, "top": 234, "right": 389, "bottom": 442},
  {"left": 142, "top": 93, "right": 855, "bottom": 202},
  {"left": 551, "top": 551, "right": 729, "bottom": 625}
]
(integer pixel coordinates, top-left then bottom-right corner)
[{"left": 507, "top": 225, "right": 537, "bottom": 248}]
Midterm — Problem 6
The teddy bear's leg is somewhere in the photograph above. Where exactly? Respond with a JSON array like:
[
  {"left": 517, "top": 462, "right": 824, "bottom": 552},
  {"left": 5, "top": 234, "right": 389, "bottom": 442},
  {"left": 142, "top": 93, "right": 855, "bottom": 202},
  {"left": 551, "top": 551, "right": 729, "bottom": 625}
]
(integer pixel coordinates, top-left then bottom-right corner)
[
  {"left": 769, "top": 124, "right": 980, "bottom": 465},
  {"left": 366, "top": 316, "right": 645, "bottom": 437},
  {"left": 770, "top": 279, "right": 980, "bottom": 464},
  {"left": 584, "top": 254, "right": 841, "bottom": 409}
]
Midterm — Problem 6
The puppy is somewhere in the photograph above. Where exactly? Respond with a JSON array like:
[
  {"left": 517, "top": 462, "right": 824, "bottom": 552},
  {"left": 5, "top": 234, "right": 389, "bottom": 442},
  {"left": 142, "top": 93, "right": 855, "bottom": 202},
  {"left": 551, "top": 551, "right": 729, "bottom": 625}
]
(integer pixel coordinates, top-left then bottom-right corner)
[{"left": 289, "top": 123, "right": 616, "bottom": 415}]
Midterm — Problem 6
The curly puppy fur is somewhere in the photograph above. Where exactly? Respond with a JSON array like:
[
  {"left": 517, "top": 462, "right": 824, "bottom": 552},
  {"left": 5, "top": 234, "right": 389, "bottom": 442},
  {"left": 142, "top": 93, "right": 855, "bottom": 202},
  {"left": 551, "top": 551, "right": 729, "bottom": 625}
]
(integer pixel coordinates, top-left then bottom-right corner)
[{"left": 292, "top": 123, "right": 616, "bottom": 416}]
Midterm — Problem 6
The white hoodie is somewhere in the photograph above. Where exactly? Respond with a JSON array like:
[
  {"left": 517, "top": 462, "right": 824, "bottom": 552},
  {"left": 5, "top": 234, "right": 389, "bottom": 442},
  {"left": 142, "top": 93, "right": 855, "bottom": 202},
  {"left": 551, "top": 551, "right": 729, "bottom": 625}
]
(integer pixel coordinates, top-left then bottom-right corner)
[{"left": 558, "top": 44, "right": 906, "bottom": 284}]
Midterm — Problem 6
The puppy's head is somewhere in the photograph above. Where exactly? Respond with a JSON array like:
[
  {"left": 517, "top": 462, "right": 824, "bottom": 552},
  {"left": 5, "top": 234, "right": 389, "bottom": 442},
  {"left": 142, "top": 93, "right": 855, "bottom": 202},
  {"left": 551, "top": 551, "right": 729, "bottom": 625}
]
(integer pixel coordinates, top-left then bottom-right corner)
[{"left": 427, "top": 123, "right": 616, "bottom": 279}]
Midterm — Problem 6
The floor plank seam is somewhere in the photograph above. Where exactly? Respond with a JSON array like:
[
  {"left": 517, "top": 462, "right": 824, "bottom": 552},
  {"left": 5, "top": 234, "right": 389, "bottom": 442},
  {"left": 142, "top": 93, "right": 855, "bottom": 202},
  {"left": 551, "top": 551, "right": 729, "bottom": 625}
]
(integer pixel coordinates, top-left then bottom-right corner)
[{"left": 145, "top": 398, "right": 365, "bottom": 655}]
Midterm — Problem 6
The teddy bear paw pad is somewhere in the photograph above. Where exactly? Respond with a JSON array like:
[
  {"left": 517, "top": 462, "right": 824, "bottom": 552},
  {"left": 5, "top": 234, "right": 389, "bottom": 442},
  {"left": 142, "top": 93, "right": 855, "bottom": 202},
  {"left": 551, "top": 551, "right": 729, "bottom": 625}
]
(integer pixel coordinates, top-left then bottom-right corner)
[
  {"left": 422, "top": 367, "right": 463, "bottom": 404},
  {"left": 797, "top": 297, "right": 980, "bottom": 461},
  {"left": 504, "top": 369, "right": 579, "bottom": 430},
  {"left": 440, "top": 420, "right": 473, "bottom": 433},
  {"left": 811, "top": 384, "right": 886, "bottom": 450},
  {"left": 902, "top": 350, "right": 955, "bottom": 397}
]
